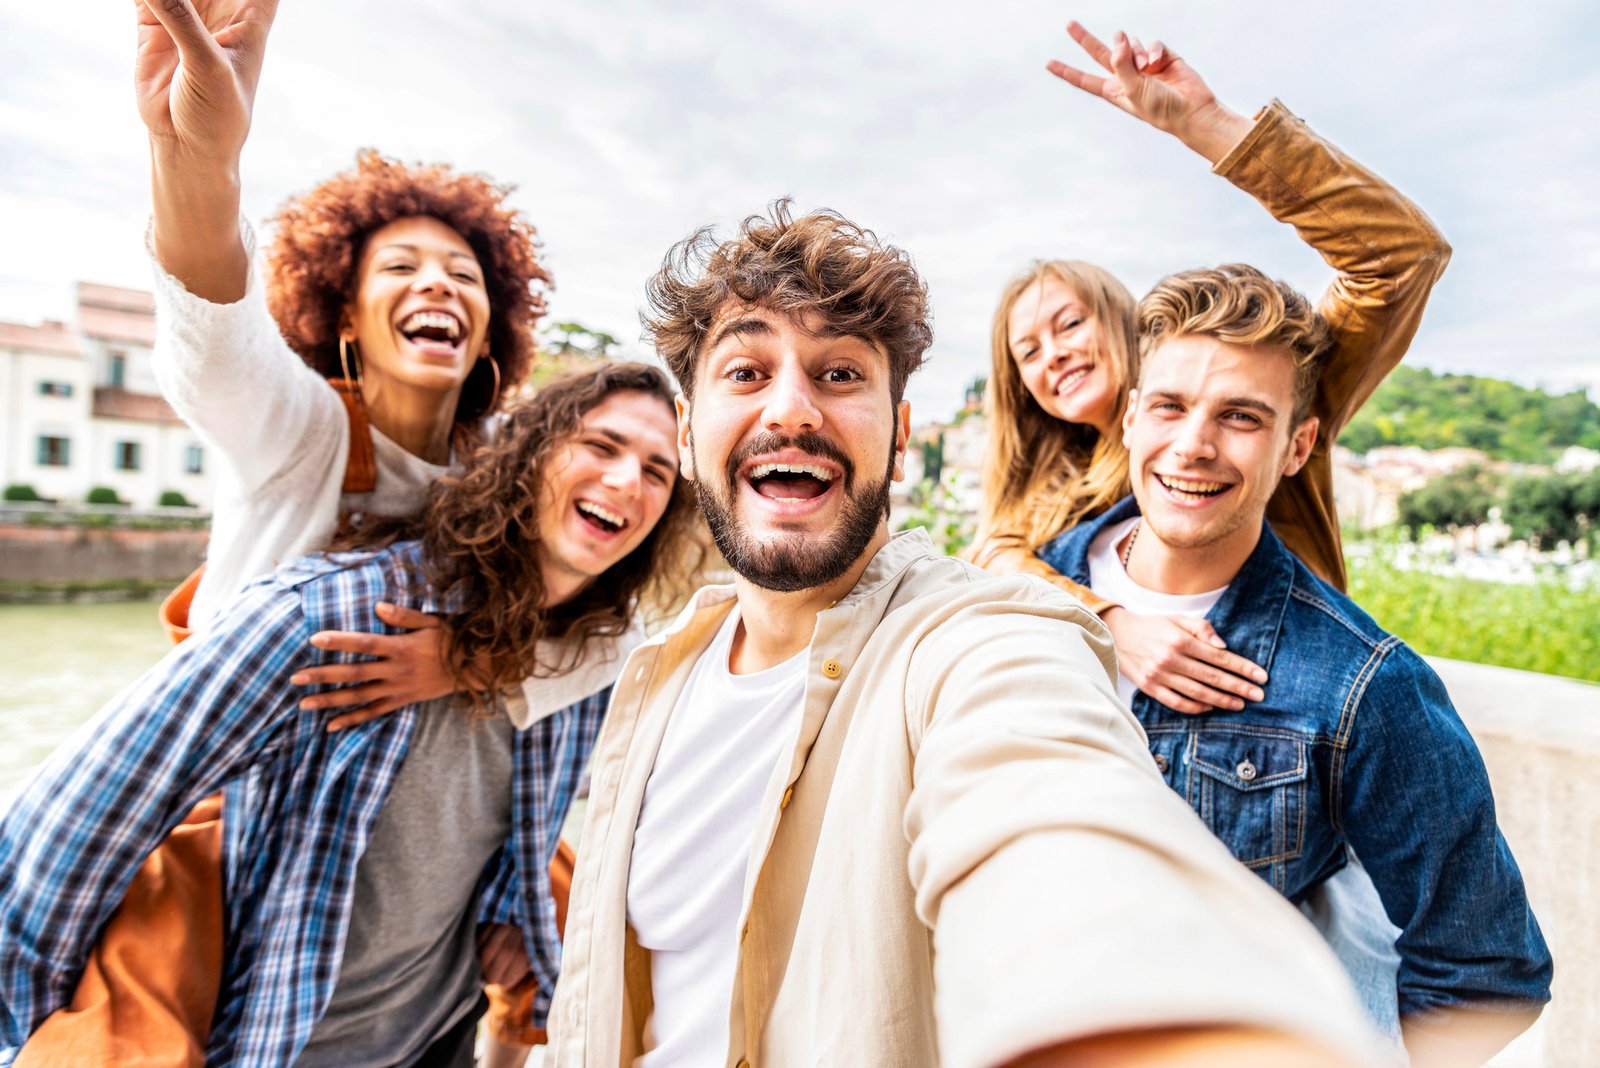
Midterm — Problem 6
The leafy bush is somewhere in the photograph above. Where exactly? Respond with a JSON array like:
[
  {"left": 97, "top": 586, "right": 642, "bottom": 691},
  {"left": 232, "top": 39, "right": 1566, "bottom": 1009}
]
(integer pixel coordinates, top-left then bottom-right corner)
[
  {"left": 1347, "top": 550, "right": 1600, "bottom": 683},
  {"left": 3, "top": 484, "right": 42, "bottom": 502},
  {"left": 158, "top": 490, "right": 193, "bottom": 508},
  {"left": 896, "top": 474, "right": 975, "bottom": 556},
  {"left": 84, "top": 486, "right": 124, "bottom": 506}
]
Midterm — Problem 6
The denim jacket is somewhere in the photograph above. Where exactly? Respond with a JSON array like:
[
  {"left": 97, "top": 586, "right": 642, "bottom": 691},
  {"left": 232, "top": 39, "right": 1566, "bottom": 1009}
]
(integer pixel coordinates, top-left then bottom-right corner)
[{"left": 1040, "top": 497, "right": 1552, "bottom": 1016}]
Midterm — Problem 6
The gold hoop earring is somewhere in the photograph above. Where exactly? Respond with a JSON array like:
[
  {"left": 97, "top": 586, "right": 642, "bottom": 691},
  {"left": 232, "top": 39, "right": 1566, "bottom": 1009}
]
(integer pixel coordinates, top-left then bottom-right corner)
[{"left": 338, "top": 337, "right": 366, "bottom": 392}]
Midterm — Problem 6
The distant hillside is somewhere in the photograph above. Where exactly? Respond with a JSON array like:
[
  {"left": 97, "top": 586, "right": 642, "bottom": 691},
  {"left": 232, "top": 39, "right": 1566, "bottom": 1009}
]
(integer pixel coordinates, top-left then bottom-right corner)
[{"left": 1337, "top": 367, "right": 1600, "bottom": 462}]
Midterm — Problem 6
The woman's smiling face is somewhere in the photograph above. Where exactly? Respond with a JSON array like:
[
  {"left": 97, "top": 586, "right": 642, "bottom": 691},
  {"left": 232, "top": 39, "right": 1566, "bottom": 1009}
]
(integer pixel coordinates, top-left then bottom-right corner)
[
  {"left": 342, "top": 215, "right": 492, "bottom": 399},
  {"left": 1007, "top": 273, "right": 1119, "bottom": 436}
]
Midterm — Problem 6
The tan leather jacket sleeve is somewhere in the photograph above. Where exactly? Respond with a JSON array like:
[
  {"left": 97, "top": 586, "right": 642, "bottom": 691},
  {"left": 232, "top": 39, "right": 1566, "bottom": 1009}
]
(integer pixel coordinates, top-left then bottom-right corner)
[
  {"left": 967, "top": 531, "right": 1117, "bottom": 616},
  {"left": 1217, "top": 100, "right": 1452, "bottom": 588}
]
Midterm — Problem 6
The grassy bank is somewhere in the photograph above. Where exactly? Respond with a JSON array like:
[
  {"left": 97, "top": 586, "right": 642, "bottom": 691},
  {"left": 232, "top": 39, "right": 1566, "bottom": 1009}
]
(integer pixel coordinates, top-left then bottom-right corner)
[{"left": 1347, "top": 554, "right": 1600, "bottom": 684}]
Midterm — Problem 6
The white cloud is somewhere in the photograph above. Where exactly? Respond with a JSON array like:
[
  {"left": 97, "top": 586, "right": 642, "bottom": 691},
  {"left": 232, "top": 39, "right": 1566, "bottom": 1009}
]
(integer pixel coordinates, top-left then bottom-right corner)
[{"left": 1, "top": 0, "right": 1595, "bottom": 422}]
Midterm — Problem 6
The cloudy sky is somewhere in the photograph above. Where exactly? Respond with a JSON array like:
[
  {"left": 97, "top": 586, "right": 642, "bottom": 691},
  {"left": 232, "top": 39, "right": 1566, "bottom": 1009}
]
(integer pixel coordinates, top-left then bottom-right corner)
[{"left": 2, "top": 0, "right": 1595, "bottom": 423}]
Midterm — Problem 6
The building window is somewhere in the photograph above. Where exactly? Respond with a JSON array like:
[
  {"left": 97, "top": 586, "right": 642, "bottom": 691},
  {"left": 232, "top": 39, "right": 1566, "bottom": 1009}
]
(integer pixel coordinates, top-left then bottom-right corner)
[
  {"left": 37, "top": 381, "right": 73, "bottom": 398},
  {"left": 108, "top": 354, "right": 126, "bottom": 388},
  {"left": 115, "top": 441, "right": 141, "bottom": 471},
  {"left": 184, "top": 444, "right": 204, "bottom": 475},
  {"left": 37, "top": 436, "right": 71, "bottom": 466}
]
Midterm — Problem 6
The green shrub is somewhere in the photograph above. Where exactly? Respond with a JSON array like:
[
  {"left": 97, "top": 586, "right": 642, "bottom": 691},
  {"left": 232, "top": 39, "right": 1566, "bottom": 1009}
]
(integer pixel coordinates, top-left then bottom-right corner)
[
  {"left": 1347, "top": 550, "right": 1600, "bottom": 684},
  {"left": 3, "top": 484, "right": 42, "bottom": 502},
  {"left": 158, "top": 490, "right": 193, "bottom": 508},
  {"left": 85, "top": 486, "right": 124, "bottom": 506}
]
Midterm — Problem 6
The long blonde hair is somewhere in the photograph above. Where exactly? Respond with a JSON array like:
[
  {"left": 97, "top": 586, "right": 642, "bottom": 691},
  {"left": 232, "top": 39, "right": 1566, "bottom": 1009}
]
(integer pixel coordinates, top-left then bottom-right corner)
[{"left": 978, "top": 261, "right": 1139, "bottom": 551}]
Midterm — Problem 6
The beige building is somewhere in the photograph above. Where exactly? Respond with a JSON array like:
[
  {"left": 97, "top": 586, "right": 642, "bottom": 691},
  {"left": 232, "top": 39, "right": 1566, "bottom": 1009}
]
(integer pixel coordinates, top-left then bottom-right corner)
[{"left": 0, "top": 283, "right": 213, "bottom": 510}]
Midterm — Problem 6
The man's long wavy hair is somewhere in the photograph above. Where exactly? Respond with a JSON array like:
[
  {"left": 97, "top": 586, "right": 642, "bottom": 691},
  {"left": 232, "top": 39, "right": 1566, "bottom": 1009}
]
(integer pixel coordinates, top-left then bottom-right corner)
[
  {"left": 266, "top": 150, "right": 551, "bottom": 431},
  {"left": 977, "top": 261, "right": 1138, "bottom": 554},
  {"left": 341, "top": 362, "right": 707, "bottom": 699}
]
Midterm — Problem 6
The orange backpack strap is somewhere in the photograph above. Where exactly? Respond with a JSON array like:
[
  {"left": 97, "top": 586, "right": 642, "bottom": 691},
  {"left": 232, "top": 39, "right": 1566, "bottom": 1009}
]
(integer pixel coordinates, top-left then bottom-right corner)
[
  {"left": 159, "top": 567, "right": 202, "bottom": 645},
  {"left": 330, "top": 378, "right": 378, "bottom": 495},
  {"left": 158, "top": 380, "right": 377, "bottom": 643}
]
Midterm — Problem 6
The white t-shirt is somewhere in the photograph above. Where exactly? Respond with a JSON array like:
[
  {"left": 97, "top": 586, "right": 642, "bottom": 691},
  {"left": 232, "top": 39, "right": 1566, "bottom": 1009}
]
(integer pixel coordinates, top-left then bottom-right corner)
[
  {"left": 1086, "top": 516, "right": 1402, "bottom": 1048},
  {"left": 626, "top": 606, "right": 808, "bottom": 1067},
  {"left": 1085, "top": 516, "right": 1227, "bottom": 706}
]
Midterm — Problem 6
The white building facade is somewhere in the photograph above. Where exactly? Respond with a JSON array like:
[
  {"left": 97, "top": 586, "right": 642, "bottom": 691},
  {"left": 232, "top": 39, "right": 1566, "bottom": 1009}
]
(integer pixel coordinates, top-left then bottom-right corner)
[{"left": 0, "top": 282, "right": 215, "bottom": 510}]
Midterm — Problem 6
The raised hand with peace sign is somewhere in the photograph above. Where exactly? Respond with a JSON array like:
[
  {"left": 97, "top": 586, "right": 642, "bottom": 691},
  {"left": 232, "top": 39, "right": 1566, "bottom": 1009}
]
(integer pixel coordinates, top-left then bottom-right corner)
[{"left": 1046, "top": 20, "right": 1252, "bottom": 165}]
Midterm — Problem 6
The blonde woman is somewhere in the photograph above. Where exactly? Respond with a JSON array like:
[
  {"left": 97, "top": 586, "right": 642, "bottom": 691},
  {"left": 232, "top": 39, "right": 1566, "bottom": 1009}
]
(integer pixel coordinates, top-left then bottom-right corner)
[{"left": 972, "top": 22, "right": 1450, "bottom": 714}]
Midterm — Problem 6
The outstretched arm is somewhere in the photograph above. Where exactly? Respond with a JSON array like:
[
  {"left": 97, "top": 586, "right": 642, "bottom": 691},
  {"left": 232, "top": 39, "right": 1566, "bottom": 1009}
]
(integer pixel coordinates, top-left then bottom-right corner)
[{"left": 138, "top": 0, "right": 281, "bottom": 303}]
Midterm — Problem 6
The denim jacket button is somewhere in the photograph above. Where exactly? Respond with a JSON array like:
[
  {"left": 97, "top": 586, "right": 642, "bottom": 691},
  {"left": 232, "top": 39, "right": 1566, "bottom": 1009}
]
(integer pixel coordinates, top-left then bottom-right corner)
[
  {"left": 1153, "top": 753, "right": 1169, "bottom": 774},
  {"left": 1236, "top": 759, "right": 1257, "bottom": 781}
]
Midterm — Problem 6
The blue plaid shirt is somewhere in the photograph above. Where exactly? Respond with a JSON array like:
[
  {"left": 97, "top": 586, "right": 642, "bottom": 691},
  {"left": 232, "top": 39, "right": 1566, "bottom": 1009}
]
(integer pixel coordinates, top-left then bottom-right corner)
[{"left": 0, "top": 542, "right": 606, "bottom": 1066}]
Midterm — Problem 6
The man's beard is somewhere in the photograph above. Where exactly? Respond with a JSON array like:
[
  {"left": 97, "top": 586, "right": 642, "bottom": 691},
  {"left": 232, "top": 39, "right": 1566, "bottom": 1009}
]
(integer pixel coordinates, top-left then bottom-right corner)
[{"left": 695, "top": 429, "right": 893, "bottom": 594}]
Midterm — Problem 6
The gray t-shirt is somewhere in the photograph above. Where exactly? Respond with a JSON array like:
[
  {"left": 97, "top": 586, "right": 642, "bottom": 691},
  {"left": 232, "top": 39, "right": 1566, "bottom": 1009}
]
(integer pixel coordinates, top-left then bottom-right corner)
[{"left": 296, "top": 699, "right": 517, "bottom": 1067}]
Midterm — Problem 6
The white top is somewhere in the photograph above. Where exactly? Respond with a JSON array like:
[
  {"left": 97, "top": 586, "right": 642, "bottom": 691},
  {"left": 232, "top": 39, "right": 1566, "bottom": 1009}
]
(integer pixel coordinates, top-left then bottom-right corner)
[
  {"left": 149, "top": 220, "right": 449, "bottom": 632},
  {"left": 1085, "top": 516, "right": 1228, "bottom": 705},
  {"left": 148, "top": 220, "right": 633, "bottom": 727},
  {"left": 625, "top": 606, "right": 807, "bottom": 1067}
]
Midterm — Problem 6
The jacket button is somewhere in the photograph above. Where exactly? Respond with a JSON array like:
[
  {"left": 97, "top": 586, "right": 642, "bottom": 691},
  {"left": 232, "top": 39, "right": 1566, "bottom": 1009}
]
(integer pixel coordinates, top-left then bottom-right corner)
[
  {"left": 821, "top": 659, "right": 843, "bottom": 679},
  {"left": 1152, "top": 753, "right": 1169, "bottom": 774},
  {"left": 781, "top": 786, "right": 794, "bottom": 809},
  {"left": 737, "top": 1060, "right": 751, "bottom": 1068},
  {"left": 1236, "top": 759, "right": 1257, "bottom": 781}
]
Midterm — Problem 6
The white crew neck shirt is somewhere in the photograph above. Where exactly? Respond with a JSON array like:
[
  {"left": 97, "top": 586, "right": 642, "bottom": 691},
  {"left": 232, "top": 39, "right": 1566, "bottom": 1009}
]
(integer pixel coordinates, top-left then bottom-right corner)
[
  {"left": 626, "top": 606, "right": 808, "bottom": 1067},
  {"left": 1086, "top": 516, "right": 1229, "bottom": 705}
]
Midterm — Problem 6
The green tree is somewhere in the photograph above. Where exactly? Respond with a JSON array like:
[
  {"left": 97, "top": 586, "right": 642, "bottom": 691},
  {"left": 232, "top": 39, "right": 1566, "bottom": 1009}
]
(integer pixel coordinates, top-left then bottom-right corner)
[
  {"left": 1338, "top": 366, "right": 1600, "bottom": 462},
  {"left": 1397, "top": 466, "right": 1503, "bottom": 534},
  {"left": 1504, "top": 473, "right": 1579, "bottom": 548},
  {"left": 3, "top": 484, "right": 42, "bottom": 502}
]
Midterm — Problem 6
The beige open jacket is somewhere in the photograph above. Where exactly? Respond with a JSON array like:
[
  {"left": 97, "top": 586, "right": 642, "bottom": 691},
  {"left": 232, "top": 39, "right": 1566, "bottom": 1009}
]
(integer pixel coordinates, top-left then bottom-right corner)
[
  {"left": 970, "top": 100, "right": 1453, "bottom": 612},
  {"left": 548, "top": 530, "right": 1377, "bottom": 1067}
]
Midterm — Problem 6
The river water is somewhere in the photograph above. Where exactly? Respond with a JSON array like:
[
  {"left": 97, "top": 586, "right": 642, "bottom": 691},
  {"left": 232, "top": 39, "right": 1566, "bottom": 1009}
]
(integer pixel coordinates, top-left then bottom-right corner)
[{"left": 0, "top": 600, "right": 171, "bottom": 806}]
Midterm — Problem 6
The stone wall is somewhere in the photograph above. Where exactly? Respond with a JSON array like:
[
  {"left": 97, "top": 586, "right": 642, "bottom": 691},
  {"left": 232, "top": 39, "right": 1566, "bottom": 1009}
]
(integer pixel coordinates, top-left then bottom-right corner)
[
  {"left": 1433, "top": 658, "right": 1600, "bottom": 1067},
  {"left": 0, "top": 523, "right": 206, "bottom": 587}
]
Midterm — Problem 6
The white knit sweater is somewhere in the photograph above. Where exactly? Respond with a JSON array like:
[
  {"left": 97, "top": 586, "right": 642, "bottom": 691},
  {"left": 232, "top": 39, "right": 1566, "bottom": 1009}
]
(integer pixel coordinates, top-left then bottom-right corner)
[{"left": 149, "top": 220, "right": 631, "bottom": 726}]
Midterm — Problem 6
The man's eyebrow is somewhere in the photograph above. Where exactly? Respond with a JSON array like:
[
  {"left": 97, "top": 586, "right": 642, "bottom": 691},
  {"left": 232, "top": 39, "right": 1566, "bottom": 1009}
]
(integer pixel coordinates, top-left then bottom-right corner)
[
  {"left": 1220, "top": 395, "right": 1279, "bottom": 418},
  {"left": 596, "top": 427, "right": 675, "bottom": 473},
  {"left": 706, "top": 316, "right": 772, "bottom": 351}
]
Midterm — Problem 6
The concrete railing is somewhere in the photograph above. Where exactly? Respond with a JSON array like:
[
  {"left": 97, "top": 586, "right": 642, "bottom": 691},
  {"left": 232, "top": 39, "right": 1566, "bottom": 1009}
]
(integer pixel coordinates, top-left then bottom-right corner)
[{"left": 1431, "top": 658, "right": 1600, "bottom": 1067}]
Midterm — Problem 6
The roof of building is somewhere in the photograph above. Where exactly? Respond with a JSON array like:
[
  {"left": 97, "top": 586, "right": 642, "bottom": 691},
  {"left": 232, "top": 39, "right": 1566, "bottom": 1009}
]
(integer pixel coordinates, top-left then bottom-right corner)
[
  {"left": 0, "top": 320, "right": 81, "bottom": 357},
  {"left": 92, "top": 386, "right": 182, "bottom": 425},
  {"left": 77, "top": 281, "right": 155, "bottom": 314}
]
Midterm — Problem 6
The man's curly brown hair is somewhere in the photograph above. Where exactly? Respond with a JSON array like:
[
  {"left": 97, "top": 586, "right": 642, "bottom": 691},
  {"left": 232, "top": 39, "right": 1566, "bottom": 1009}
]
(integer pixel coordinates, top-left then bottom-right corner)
[
  {"left": 645, "top": 199, "right": 933, "bottom": 403},
  {"left": 265, "top": 150, "right": 552, "bottom": 426},
  {"left": 341, "top": 362, "right": 710, "bottom": 699}
]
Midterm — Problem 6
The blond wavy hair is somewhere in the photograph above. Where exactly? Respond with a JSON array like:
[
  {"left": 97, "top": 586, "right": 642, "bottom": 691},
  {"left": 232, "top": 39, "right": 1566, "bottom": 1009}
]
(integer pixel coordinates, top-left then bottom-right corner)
[
  {"left": 977, "top": 261, "right": 1139, "bottom": 553},
  {"left": 1138, "top": 264, "right": 1331, "bottom": 423}
]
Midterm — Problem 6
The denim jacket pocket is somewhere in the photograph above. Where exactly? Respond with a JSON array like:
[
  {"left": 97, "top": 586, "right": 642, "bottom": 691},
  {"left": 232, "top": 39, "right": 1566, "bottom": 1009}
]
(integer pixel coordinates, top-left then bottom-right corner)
[{"left": 1187, "top": 733, "right": 1309, "bottom": 879}]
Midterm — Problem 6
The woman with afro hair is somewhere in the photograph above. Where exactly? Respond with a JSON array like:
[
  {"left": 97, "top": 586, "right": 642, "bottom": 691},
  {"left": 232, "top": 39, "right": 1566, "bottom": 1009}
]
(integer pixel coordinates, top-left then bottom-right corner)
[{"left": 13, "top": 2, "right": 602, "bottom": 1065}]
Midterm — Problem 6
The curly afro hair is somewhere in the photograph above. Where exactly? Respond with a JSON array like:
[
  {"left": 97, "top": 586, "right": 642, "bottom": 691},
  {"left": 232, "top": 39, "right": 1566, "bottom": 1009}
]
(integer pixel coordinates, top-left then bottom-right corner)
[{"left": 265, "top": 150, "right": 552, "bottom": 426}]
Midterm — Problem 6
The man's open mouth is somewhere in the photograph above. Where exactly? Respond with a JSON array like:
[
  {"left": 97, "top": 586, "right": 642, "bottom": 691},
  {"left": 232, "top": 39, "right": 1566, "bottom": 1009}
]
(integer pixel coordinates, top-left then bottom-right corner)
[
  {"left": 747, "top": 462, "right": 836, "bottom": 502},
  {"left": 1155, "top": 474, "right": 1232, "bottom": 501},
  {"left": 576, "top": 500, "right": 628, "bottom": 534}
]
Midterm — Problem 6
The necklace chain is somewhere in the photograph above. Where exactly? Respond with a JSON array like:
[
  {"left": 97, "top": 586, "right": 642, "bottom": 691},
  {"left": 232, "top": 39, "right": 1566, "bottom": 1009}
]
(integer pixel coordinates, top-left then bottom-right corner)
[{"left": 1120, "top": 518, "right": 1141, "bottom": 570}]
